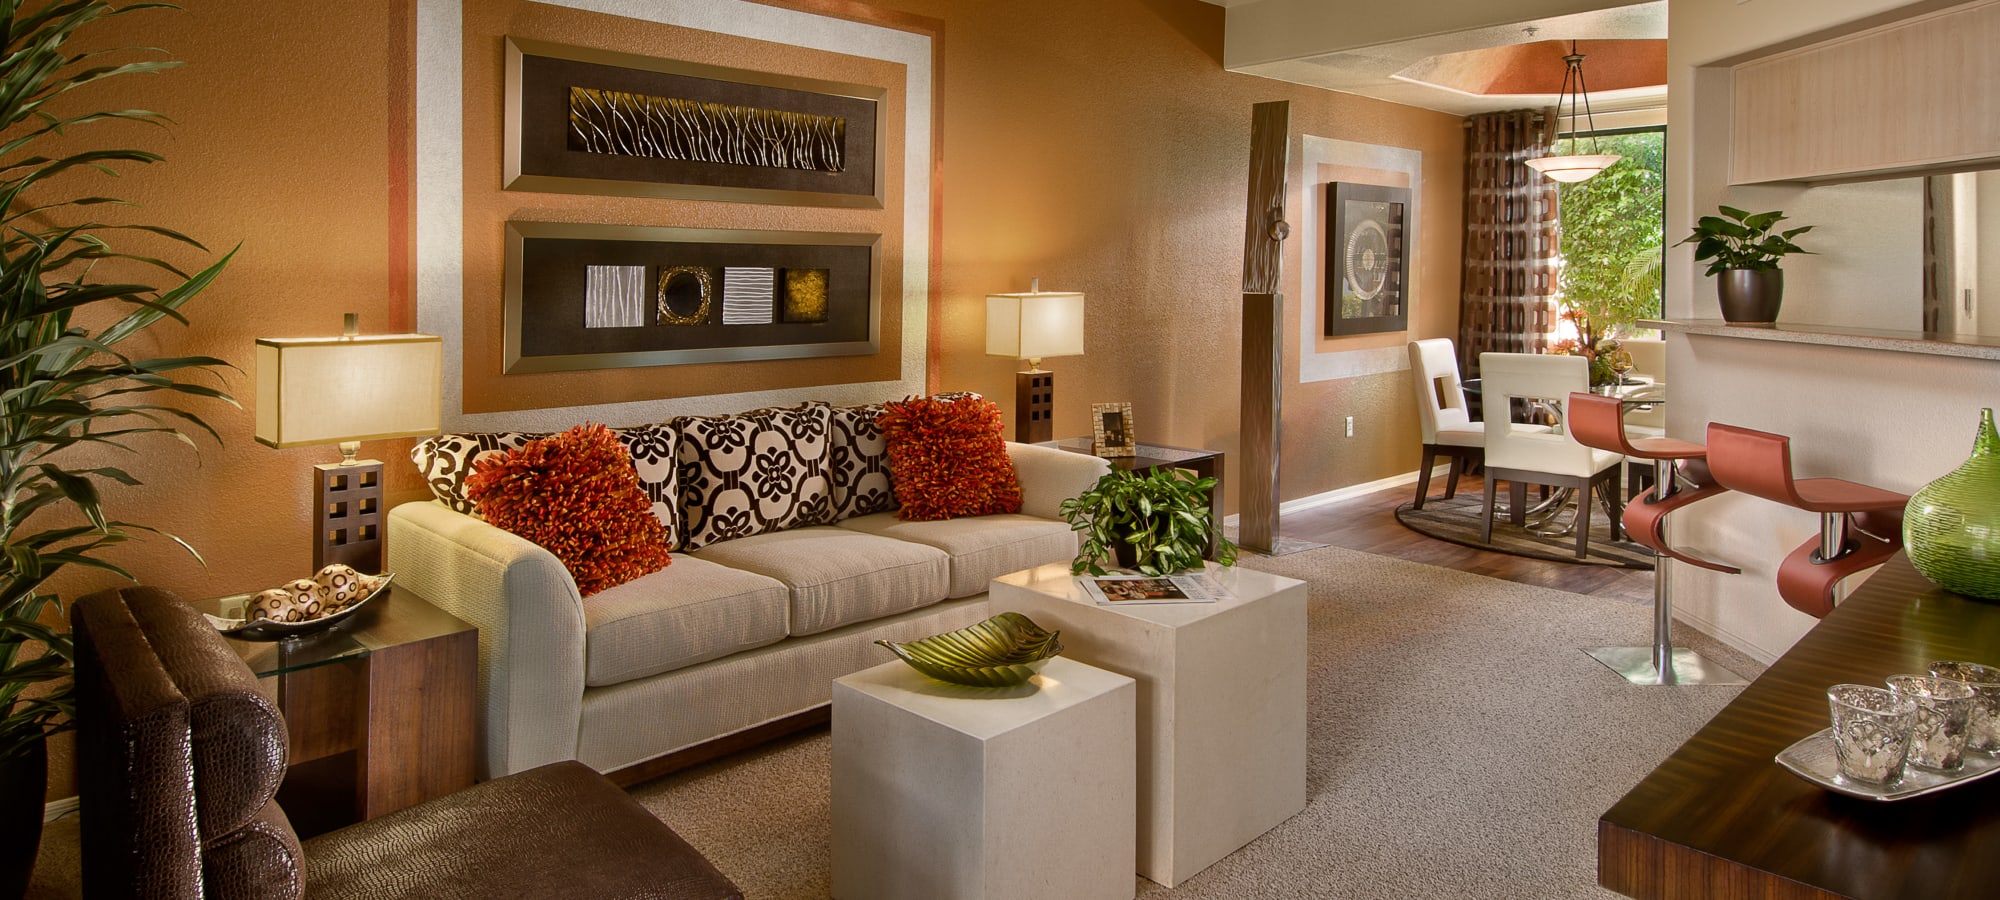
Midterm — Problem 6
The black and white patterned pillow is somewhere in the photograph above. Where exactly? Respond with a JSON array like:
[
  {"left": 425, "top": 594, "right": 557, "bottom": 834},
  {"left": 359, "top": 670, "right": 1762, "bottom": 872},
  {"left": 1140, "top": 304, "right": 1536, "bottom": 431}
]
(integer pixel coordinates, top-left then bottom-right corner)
[
  {"left": 828, "top": 404, "right": 897, "bottom": 520},
  {"left": 608, "top": 422, "right": 681, "bottom": 549},
  {"left": 412, "top": 431, "right": 548, "bottom": 514},
  {"left": 672, "top": 403, "right": 835, "bottom": 549}
]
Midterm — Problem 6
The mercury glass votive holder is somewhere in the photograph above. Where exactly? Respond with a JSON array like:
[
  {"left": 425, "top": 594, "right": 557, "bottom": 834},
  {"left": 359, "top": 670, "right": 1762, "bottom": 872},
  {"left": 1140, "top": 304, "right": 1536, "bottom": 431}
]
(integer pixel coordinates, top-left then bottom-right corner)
[
  {"left": 1827, "top": 684, "right": 1917, "bottom": 786},
  {"left": 1929, "top": 661, "right": 2000, "bottom": 755},
  {"left": 1886, "top": 674, "right": 1975, "bottom": 772}
]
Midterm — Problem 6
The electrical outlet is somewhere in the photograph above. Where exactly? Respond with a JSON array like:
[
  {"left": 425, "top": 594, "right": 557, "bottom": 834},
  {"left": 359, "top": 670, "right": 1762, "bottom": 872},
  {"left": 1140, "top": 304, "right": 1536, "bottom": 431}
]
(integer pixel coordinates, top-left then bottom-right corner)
[{"left": 1345, "top": 416, "right": 1354, "bottom": 437}]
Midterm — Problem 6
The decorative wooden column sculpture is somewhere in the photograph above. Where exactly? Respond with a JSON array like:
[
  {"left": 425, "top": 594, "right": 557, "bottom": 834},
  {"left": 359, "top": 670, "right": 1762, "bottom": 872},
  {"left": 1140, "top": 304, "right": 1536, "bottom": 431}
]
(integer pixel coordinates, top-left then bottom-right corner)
[{"left": 1238, "top": 101, "right": 1290, "bottom": 555}]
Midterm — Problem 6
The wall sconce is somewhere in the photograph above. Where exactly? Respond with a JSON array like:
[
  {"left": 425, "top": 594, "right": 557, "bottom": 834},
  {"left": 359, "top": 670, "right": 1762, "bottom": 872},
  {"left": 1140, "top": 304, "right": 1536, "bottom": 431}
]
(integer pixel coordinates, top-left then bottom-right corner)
[
  {"left": 985, "top": 279, "right": 1085, "bottom": 443},
  {"left": 255, "top": 313, "right": 443, "bottom": 573}
]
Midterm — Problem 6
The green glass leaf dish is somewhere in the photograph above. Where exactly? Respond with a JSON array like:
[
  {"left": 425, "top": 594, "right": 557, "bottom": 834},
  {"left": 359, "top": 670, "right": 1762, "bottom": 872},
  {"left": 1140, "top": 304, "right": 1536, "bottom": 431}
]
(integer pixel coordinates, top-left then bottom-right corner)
[{"left": 875, "top": 612, "right": 1065, "bottom": 687}]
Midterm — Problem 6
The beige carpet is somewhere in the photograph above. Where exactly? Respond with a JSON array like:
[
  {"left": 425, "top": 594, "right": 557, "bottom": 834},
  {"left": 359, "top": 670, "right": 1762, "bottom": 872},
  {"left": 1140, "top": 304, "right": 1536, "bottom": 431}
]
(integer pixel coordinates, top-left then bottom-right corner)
[
  {"left": 30, "top": 545, "right": 1763, "bottom": 898},
  {"left": 626, "top": 545, "right": 1762, "bottom": 899}
]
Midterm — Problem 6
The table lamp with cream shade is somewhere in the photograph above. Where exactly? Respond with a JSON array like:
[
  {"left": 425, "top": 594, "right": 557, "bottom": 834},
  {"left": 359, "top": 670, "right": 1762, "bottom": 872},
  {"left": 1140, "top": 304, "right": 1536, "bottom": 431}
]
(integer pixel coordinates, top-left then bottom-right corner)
[
  {"left": 255, "top": 313, "right": 443, "bottom": 573},
  {"left": 985, "top": 279, "right": 1084, "bottom": 443}
]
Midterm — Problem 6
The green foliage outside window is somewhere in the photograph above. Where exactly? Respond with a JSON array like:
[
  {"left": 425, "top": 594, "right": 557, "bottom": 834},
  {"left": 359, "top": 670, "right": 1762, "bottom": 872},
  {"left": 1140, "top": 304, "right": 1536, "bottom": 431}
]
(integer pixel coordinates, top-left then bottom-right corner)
[{"left": 1556, "top": 131, "right": 1666, "bottom": 337}]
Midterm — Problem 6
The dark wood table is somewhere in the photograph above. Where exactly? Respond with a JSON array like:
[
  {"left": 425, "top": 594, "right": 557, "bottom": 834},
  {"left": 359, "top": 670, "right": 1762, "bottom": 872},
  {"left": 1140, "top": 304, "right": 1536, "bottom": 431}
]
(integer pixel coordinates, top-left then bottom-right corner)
[
  {"left": 1045, "top": 437, "right": 1225, "bottom": 536},
  {"left": 1599, "top": 555, "right": 2000, "bottom": 899},
  {"left": 195, "top": 584, "right": 477, "bottom": 836}
]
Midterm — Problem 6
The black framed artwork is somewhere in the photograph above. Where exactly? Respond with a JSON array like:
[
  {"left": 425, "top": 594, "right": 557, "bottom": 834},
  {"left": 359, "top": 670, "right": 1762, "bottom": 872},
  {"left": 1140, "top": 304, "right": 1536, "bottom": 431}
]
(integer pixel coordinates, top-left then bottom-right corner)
[
  {"left": 503, "top": 38, "right": 885, "bottom": 208},
  {"left": 502, "top": 222, "right": 879, "bottom": 374},
  {"left": 1325, "top": 182, "right": 1411, "bottom": 336}
]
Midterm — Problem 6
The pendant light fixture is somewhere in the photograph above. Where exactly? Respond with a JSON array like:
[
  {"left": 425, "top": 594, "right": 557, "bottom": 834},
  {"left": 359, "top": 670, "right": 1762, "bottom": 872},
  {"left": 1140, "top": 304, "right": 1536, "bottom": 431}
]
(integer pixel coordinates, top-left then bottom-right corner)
[{"left": 1525, "top": 41, "right": 1621, "bottom": 183}]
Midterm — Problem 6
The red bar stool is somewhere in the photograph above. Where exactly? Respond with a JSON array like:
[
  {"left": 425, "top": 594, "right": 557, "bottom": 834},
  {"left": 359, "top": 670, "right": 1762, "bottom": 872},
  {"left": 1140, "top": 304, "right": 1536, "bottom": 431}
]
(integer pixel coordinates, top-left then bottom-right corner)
[
  {"left": 1703, "top": 422, "right": 1908, "bottom": 619},
  {"left": 1568, "top": 393, "right": 1745, "bottom": 686}
]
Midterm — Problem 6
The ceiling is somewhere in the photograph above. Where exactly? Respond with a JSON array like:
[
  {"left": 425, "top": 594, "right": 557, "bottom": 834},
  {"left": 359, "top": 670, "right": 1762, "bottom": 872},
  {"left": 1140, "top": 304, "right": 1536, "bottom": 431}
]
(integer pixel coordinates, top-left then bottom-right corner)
[{"left": 1202, "top": 0, "right": 1667, "bottom": 116}]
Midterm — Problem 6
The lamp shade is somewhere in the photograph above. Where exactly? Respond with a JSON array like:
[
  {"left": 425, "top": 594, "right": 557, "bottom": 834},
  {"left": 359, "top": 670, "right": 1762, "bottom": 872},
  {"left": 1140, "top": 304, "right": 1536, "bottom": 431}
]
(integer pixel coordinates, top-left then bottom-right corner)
[
  {"left": 254, "top": 333, "right": 444, "bottom": 448},
  {"left": 985, "top": 290, "right": 1085, "bottom": 361},
  {"left": 1524, "top": 153, "right": 1622, "bottom": 183}
]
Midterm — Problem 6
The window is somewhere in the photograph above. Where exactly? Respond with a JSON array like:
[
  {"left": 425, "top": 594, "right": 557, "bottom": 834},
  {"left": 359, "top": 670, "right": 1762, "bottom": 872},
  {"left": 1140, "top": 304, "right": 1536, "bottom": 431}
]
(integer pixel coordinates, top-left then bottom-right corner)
[{"left": 1555, "top": 127, "right": 1666, "bottom": 337}]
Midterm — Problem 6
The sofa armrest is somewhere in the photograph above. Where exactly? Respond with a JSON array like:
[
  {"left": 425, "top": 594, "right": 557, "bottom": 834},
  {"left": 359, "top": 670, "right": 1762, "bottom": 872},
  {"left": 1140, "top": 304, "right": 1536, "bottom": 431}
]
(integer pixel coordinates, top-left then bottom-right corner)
[
  {"left": 387, "top": 501, "right": 586, "bottom": 779},
  {"left": 1007, "top": 442, "right": 1112, "bottom": 521}
]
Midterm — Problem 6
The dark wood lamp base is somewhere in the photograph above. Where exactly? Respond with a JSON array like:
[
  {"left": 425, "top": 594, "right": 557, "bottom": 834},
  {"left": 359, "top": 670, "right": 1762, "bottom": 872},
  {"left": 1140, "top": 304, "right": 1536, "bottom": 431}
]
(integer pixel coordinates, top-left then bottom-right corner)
[
  {"left": 1014, "top": 370, "right": 1054, "bottom": 444},
  {"left": 315, "top": 460, "right": 384, "bottom": 573}
]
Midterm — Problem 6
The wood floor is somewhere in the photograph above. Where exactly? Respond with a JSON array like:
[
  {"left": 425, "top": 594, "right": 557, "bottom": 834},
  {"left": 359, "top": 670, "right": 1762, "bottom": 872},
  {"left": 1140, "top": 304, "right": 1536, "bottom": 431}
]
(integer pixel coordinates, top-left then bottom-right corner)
[{"left": 1273, "top": 476, "right": 1657, "bottom": 607}]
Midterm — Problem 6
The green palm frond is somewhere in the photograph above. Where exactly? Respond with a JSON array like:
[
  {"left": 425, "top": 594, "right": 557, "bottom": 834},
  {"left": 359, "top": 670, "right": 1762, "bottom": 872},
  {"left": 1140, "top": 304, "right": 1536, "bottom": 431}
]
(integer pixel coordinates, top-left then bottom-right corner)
[{"left": 0, "top": 1, "right": 231, "bottom": 762}]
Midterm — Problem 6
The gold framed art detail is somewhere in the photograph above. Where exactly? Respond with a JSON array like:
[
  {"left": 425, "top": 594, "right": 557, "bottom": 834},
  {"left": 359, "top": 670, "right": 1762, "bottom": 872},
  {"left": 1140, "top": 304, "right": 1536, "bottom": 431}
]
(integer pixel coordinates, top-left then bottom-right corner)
[{"left": 1092, "top": 402, "right": 1137, "bottom": 457}]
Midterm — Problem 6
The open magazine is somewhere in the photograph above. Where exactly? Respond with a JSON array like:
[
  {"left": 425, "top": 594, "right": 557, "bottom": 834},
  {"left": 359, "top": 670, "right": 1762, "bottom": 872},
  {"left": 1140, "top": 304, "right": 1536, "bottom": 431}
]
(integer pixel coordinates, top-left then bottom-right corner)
[{"left": 1077, "top": 572, "right": 1233, "bottom": 606}]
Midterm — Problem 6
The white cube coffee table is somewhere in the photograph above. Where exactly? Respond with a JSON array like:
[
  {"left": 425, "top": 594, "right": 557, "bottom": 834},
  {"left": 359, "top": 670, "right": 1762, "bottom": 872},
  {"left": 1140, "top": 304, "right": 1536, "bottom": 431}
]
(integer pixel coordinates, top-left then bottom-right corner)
[
  {"left": 831, "top": 656, "right": 1137, "bottom": 900},
  {"left": 990, "top": 562, "right": 1308, "bottom": 887}
]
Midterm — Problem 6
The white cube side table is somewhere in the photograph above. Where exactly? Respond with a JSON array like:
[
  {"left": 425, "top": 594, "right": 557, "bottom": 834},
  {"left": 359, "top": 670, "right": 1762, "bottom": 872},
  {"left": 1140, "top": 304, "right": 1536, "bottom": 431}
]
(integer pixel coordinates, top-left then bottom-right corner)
[
  {"left": 831, "top": 656, "right": 1137, "bottom": 900},
  {"left": 990, "top": 563, "right": 1308, "bottom": 887}
]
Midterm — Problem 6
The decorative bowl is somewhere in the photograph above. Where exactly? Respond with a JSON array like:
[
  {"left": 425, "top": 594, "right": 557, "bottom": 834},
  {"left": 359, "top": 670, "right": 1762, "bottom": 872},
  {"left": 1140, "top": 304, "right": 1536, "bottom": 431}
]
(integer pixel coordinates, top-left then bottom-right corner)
[
  {"left": 204, "top": 573, "right": 393, "bottom": 642},
  {"left": 875, "top": 612, "right": 1064, "bottom": 687}
]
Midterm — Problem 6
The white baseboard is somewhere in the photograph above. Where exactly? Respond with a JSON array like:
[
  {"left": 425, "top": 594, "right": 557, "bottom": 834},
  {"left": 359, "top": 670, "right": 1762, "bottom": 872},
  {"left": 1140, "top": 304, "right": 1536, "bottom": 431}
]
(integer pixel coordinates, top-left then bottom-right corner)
[
  {"left": 1671, "top": 607, "right": 1784, "bottom": 666},
  {"left": 1223, "top": 465, "right": 1447, "bottom": 527},
  {"left": 45, "top": 795, "right": 78, "bottom": 823}
]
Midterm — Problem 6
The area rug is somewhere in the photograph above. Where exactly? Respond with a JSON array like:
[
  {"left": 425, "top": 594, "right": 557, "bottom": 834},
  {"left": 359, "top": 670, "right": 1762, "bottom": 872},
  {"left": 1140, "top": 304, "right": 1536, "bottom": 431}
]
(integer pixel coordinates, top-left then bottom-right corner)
[
  {"left": 1395, "top": 493, "right": 1654, "bottom": 570},
  {"left": 624, "top": 545, "right": 1761, "bottom": 899}
]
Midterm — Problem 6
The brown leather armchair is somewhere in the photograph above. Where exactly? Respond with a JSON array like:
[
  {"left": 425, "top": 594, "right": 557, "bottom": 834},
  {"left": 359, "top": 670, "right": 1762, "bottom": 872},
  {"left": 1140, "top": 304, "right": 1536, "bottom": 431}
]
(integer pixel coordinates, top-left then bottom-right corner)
[{"left": 72, "top": 585, "right": 743, "bottom": 900}]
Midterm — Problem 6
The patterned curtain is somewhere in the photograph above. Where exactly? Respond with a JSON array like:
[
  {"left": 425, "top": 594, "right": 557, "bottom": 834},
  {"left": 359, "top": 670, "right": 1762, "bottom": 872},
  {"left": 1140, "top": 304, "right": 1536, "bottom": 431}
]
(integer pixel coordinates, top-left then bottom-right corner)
[{"left": 1459, "top": 109, "right": 1561, "bottom": 381}]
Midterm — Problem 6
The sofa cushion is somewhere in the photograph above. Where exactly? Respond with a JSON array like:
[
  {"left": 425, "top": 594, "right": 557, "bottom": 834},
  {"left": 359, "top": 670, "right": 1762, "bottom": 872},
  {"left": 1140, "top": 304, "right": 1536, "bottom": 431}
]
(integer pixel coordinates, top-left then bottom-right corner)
[
  {"left": 876, "top": 394, "right": 1023, "bottom": 521},
  {"left": 579, "top": 555, "right": 790, "bottom": 688},
  {"left": 414, "top": 427, "right": 680, "bottom": 544},
  {"left": 413, "top": 431, "right": 547, "bottom": 514},
  {"left": 828, "top": 404, "right": 897, "bottom": 520},
  {"left": 467, "top": 425, "right": 673, "bottom": 597},
  {"left": 611, "top": 422, "right": 682, "bottom": 547},
  {"left": 673, "top": 403, "right": 836, "bottom": 549},
  {"left": 837, "top": 512, "right": 1078, "bottom": 599},
  {"left": 689, "top": 526, "right": 950, "bottom": 636}
]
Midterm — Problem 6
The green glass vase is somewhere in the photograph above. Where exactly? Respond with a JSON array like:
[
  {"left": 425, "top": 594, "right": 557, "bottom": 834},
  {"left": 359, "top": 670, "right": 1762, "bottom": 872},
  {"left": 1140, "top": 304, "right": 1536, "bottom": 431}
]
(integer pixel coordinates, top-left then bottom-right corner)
[{"left": 1905, "top": 408, "right": 2000, "bottom": 601}]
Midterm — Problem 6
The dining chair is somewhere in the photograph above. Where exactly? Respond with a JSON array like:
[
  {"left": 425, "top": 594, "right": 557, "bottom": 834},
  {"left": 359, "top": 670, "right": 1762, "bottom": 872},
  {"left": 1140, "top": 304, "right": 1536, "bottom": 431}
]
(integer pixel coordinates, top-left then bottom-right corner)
[
  {"left": 1407, "top": 339, "right": 1482, "bottom": 509},
  {"left": 1478, "top": 352, "right": 1625, "bottom": 560}
]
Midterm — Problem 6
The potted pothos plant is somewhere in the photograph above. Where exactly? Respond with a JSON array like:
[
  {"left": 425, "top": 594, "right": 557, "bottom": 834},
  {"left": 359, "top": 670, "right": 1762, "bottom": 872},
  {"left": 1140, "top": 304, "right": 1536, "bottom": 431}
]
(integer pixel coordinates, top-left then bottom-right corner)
[
  {"left": 0, "top": 2, "right": 235, "bottom": 891},
  {"left": 1060, "top": 468, "right": 1239, "bottom": 577},
  {"left": 1677, "top": 205, "right": 1813, "bottom": 326}
]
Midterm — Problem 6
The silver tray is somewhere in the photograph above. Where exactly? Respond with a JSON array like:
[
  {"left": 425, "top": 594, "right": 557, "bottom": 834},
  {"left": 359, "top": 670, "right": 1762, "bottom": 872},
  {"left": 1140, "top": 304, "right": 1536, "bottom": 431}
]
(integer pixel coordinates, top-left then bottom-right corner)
[
  {"left": 1775, "top": 726, "right": 2000, "bottom": 801},
  {"left": 203, "top": 574, "right": 393, "bottom": 642}
]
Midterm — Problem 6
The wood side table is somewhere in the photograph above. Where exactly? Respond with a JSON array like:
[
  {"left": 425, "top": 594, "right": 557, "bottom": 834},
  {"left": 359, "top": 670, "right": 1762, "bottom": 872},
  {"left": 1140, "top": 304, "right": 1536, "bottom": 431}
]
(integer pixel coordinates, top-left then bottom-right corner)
[{"left": 194, "top": 584, "right": 477, "bottom": 836}]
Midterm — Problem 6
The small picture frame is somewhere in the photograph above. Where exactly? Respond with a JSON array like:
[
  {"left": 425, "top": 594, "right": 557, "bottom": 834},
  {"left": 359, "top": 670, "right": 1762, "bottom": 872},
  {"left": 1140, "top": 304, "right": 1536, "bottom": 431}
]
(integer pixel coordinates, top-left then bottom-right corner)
[{"left": 1092, "top": 402, "right": 1137, "bottom": 458}]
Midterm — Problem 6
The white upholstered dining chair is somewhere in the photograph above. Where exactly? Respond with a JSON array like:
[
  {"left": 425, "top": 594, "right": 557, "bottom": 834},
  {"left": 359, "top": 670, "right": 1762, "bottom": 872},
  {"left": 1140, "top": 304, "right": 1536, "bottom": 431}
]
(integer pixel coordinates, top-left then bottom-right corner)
[
  {"left": 1407, "top": 339, "right": 1482, "bottom": 509},
  {"left": 1478, "top": 352, "right": 1626, "bottom": 560}
]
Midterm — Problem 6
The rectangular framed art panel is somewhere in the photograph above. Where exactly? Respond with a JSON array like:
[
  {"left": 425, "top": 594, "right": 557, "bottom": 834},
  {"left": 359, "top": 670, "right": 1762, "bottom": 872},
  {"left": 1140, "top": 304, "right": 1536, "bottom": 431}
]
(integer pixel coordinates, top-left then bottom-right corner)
[
  {"left": 504, "top": 37, "right": 886, "bottom": 208},
  {"left": 503, "top": 222, "right": 880, "bottom": 374},
  {"left": 1324, "top": 181, "right": 1411, "bottom": 336}
]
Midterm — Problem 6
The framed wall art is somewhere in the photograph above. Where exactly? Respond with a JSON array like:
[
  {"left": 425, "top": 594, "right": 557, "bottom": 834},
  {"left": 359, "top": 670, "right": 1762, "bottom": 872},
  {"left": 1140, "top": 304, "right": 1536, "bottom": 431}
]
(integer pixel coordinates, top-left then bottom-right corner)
[
  {"left": 503, "top": 221, "right": 879, "bottom": 374},
  {"left": 1325, "top": 182, "right": 1411, "bottom": 336},
  {"left": 1092, "top": 402, "right": 1137, "bottom": 457},
  {"left": 504, "top": 37, "right": 886, "bottom": 208}
]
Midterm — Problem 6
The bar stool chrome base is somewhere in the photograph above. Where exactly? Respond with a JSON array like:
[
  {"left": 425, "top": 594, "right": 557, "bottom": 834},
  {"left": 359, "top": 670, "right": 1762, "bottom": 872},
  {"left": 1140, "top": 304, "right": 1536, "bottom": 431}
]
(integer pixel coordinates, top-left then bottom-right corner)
[
  {"left": 1587, "top": 550, "right": 1745, "bottom": 686},
  {"left": 1585, "top": 646, "right": 1745, "bottom": 686}
]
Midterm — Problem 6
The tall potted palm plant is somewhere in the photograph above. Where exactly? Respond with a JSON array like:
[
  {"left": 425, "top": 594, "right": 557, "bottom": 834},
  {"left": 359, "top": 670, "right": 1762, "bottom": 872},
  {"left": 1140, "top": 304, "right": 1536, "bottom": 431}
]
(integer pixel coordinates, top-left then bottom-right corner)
[{"left": 0, "top": 2, "right": 234, "bottom": 892}]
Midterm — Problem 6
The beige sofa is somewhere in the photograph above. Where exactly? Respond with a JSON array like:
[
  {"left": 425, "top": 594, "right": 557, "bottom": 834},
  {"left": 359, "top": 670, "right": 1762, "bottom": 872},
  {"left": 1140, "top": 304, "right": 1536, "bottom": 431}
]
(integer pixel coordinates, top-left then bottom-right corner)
[{"left": 388, "top": 439, "right": 1109, "bottom": 780}]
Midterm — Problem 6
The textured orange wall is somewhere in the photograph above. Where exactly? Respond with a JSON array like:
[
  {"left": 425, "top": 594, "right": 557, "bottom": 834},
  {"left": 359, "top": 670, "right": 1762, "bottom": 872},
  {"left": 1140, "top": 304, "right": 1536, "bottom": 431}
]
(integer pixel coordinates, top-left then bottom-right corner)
[{"left": 32, "top": 1, "right": 412, "bottom": 799}]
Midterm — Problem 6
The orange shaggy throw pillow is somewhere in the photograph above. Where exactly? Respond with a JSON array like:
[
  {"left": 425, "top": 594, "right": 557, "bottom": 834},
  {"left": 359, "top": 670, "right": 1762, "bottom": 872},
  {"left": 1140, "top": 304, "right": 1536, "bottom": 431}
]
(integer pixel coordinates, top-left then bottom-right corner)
[
  {"left": 465, "top": 423, "right": 672, "bottom": 596},
  {"left": 876, "top": 394, "right": 1023, "bottom": 520}
]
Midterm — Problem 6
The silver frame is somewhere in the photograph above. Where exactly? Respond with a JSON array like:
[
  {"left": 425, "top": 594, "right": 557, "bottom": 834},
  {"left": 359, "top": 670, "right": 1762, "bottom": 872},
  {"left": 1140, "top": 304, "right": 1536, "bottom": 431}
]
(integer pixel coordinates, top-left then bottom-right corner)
[
  {"left": 503, "top": 37, "right": 888, "bottom": 209},
  {"left": 502, "top": 221, "right": 881, "bottom": 374}
]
